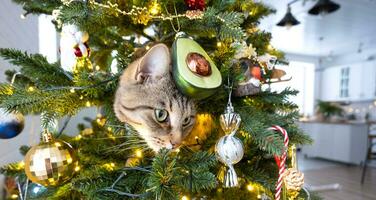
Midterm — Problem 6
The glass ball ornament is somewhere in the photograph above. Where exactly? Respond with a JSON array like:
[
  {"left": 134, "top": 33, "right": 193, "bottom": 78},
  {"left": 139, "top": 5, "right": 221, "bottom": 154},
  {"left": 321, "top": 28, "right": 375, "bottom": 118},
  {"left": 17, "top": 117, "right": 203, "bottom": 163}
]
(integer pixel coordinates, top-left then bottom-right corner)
[
  {"left": 24, "top": 138, "right": 78, "bottom": 186},
  {"left": 0, "top": 108, "right": 24, "bottom": 139}
]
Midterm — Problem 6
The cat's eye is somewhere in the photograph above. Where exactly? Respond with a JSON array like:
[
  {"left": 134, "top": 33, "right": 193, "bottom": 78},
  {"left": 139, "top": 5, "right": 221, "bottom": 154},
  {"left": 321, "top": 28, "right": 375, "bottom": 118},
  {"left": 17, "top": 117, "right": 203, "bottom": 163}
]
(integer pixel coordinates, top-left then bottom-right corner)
[
  {"left": 154, "top": 109, "right": 169, "bottom": 123},
  {"left": 183, "top": 117, "right": 191, "bottom": 126}
]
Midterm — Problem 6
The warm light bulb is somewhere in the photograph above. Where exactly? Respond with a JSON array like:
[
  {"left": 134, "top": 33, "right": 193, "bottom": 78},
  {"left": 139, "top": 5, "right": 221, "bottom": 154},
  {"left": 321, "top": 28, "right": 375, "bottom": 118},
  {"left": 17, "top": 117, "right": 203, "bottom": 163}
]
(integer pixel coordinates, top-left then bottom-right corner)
[
  {"left": 74, "top": 166, "right": 81, "bottom": 172},
  {"left": 149, "top": 1, "right": 161, "bottom": 15},
  {"left": 70, "top": 88, "right": 75, "bottom": 93},
  {"left": 110, "top": 163, "right": 115, "bottom": 167},
  {"left": 247, "top": 184, "right": 255, "bottom": 191},
  {"left": 11, "top": 194, "right": 18, "bottom": 199},
  {"left": 181, "top": 196, "right": 189, "bottom": 200},
  {"left": 257, "top": 194, "right": 262, "bottom": 199},
  {"left": 76, "top": 134, "right": 82, "bottom": 140},
  {"left": 217, "top": 42, "right": 222, "bottom": 47},
  {"left": 145, "top": 45, "right": 150, "bottom": 50},
  {"left": 86, "top": 101, "right": 91, "bottom": 107},
  {"left": 136, "top": 150, "right": 143, "bottom": 158},
  {"left": 27, "top": 86, "right": 35, "bottom": 92}
]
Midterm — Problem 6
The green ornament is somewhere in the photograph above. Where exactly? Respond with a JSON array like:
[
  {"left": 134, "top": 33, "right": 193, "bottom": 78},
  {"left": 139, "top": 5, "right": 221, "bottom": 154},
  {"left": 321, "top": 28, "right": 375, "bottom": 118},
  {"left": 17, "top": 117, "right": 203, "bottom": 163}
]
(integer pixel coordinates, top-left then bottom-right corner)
[{"left": 172, "top": 33, "right": 222, "bottom": 100}]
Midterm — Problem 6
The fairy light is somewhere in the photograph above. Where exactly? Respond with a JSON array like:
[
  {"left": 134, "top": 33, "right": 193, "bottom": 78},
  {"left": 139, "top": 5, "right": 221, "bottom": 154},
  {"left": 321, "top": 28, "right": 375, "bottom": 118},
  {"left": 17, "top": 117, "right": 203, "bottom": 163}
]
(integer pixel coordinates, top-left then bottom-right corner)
[
  {"left": 86, "top": 101, "right": 91, "bottom": 107},
  {"left": 79, "top": 95, "right": 84, "bottom": 100},
  {"left": 267, "top": 44, "right": 273, "bottom": 50},
  {"left": 95, "top": 65, "right": 101, "bottom": 71},
  {"left": 70, "top": 88, "right": 75, "bottom": 93},
  {"left": 135, "top": 149, "right": 143, "bottom": 158},
  {"left": 145, "top": 45, "right": 150, "bottom": 50},
  {"left": 74, "top": 166, "right": 81, "bottom": 172},
  {"left": 11, "top": 194, "right": 18, "bottom": 199},
  {"left": 217, "top": 42, "right": 222, "bottom": 47},
  {"left": 247, "top": 183, "right": 255, "bottom": 191},
  {"left": 110, "top": 163, "right": 115, "bottom": 167},
  {"left": 181, "top": 196, "right": 189, "bottom": 200},
  {"left": 149, "top": 0, "right": 161, "bottom": 15},
  {"left": 27, "top": 86, "right": 35, "bottom": 92},
  {"left": 76, "top": 134, "right": 82, "bottom": 140},
  {"left": 257, "top": 194, "right": 262, "bottom": 199},
  {"left": 107, "top": 127, "right": 112, "bottom": 132}
]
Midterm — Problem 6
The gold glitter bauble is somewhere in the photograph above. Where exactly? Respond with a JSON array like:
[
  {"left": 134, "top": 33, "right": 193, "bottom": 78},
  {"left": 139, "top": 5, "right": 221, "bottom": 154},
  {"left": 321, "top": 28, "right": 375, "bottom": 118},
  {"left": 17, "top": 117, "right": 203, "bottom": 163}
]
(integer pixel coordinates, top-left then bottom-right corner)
[
  {"left": 284, "top": 168, "right": 304, "bottom": 199},
  {"left": 24, "top": 140, "right": 78, "bottom": 186}
]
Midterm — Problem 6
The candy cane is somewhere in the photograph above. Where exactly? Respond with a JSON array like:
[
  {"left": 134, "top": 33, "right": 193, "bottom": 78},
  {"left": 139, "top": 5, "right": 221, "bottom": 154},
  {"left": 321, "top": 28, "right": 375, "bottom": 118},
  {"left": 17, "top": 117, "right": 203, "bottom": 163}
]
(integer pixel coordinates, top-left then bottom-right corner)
[{"left": 269, "top": 125, "right": 289, "bottom": 200}]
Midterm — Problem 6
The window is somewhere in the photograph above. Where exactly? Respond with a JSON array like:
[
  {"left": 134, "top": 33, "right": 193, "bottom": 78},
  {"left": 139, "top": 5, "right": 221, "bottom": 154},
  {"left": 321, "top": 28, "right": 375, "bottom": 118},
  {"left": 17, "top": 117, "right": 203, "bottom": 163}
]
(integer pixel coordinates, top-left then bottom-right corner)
[{"left": 340, "top": 67, "right": 349, "bottom": 98}]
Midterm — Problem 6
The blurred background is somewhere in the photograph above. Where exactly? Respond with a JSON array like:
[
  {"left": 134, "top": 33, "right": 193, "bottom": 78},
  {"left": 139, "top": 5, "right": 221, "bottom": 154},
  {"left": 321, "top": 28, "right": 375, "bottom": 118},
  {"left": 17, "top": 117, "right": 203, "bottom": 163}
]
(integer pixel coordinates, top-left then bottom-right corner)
[{"left": 1, "top": 0, "right": 375, "bottom": 199}]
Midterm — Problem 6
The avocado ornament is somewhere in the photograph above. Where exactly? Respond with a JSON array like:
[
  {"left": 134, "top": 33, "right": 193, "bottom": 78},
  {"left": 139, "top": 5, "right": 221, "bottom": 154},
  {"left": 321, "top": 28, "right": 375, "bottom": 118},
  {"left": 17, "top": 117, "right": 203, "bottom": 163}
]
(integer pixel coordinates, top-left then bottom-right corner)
[{"left": 172, "top": 32, "right": 222, "bottom": 100}]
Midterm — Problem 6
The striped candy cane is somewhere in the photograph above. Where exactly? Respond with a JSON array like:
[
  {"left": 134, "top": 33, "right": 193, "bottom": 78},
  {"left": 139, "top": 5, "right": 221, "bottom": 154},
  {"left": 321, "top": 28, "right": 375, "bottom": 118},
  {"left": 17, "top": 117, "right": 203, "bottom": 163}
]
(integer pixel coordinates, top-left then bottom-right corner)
[{"left": 269, "top": 125, "right": 289, "bottom": 200}]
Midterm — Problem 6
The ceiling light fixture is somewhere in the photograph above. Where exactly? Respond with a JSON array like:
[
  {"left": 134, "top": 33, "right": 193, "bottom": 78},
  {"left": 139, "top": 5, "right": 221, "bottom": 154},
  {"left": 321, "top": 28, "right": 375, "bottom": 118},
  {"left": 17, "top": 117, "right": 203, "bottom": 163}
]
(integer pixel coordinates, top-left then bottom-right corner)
[
  {"left": 308, "top": 0, "right": 340, "bottom": 16},
  {"left": 276, "top": 5, "right": 300, "bottom": 28}
]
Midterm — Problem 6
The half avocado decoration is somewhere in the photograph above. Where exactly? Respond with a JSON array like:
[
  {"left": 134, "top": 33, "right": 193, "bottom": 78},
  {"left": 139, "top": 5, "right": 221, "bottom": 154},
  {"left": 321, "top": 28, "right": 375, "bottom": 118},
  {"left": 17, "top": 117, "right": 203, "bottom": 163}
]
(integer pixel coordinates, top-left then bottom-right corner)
[{"left": 172, "top": 34, "right": 222, "bottom": 100}]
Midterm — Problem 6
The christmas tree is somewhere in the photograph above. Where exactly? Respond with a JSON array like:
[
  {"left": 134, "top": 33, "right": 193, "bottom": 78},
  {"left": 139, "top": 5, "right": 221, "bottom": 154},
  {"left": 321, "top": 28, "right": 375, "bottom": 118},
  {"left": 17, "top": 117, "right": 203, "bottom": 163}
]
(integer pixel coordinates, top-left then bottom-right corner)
[{"left": 0, "top": 0, "right": 319, "bottom": 199}]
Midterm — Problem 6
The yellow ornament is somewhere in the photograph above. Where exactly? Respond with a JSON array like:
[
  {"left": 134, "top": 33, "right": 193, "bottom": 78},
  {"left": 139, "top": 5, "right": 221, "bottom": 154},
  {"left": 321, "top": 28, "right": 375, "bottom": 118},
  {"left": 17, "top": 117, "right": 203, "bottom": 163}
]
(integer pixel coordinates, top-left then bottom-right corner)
[{"left": 24, "top": 131, "right": 78, "bottom": 186}]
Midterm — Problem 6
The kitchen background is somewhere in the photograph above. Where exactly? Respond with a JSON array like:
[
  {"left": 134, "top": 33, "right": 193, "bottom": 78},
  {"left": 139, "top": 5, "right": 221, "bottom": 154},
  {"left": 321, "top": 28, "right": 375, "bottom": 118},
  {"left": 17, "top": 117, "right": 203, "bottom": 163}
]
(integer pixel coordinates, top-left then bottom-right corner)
[{"left": 1, "top": 0, "right": 376, "bottom": 199}]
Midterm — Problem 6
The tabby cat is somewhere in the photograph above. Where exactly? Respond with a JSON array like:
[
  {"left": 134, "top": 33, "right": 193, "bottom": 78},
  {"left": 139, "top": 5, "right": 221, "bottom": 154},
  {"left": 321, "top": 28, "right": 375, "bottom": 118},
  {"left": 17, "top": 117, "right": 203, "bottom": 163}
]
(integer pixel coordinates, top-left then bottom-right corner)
[{"left": 114, "top": 44, "right": 196, "bottom": 152}]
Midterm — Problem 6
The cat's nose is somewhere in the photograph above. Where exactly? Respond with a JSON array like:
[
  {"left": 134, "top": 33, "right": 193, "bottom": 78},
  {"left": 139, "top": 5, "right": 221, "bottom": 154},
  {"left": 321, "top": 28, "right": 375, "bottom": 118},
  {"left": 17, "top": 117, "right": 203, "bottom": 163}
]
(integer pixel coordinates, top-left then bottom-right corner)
[{"left": 169, "top": 140, "right": 181, "bottom": 149}]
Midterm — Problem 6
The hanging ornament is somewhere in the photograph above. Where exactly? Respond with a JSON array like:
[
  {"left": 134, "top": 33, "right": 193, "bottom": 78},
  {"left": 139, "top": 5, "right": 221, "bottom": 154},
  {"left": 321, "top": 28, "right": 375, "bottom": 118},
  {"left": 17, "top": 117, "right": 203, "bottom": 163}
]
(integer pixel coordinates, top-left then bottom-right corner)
[
  {"left": 172, "top": 32, "right": 222, "bottom": 100},
  {"left": 284, "top": 144, "right": 304, "bottom": 200},
  {"left": 60, "top": 24, "right": 90, "bottom": 72},
  {"left": 24, "top": 131, "right": 78, "bottom": 186},
  {"left": 269, "top": 125, "right": 289, "bottom": 200},
  {"left": 233, "top": 59, "right": 262, "bottom": 97},
  {"left": 215, "top": 88, "right": 244, "bottom": 187},
  {"left": 185, "top": 0, "right": 206, "bottom": 11},
  {"left": 0, "top": 108, "right": 24, "bottom": 139}
]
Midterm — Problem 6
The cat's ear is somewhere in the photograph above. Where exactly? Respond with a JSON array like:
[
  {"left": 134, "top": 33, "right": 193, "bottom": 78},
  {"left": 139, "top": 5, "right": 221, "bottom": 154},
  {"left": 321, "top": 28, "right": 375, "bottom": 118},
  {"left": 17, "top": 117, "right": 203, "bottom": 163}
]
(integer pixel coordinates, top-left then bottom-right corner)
[{"left": 136, "top": 44, "right": 171, "bottom": 83}]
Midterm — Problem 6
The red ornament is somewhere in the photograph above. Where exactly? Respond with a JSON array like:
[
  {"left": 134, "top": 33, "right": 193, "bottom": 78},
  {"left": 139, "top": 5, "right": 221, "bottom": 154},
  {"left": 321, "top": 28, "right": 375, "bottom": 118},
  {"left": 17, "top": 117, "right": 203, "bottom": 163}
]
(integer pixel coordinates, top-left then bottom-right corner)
[
  {"left": 74, "top": 46, "right": 82, "bottom": 57},
  {"left": 250, "top": 65, "right": 262, "bottom": 80},
  {"left": 185, "top": 0, "right": 206, "bottom": 11}
]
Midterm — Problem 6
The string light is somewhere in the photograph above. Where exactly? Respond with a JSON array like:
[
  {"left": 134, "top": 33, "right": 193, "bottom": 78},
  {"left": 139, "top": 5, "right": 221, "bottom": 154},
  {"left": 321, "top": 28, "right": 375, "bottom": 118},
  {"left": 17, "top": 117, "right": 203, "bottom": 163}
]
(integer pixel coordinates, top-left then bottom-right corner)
[
  {"left": 145, "top": 45, "right": 150, "bottom": 50},
  {"left": 74, "top": 166, "right": 81, "bottom": 172},
  {"left": 110, "top": 163, "right": 115, "bottom": 167},
  {"left": 267, "top": 44, "right": 273, "bottom": 50},
  {"left": 135, "top": 149, "right": 143, "bottom": 158},
  {"left": 217, "top": 42, "right": 222, "bottom": 47},
  {"left": 181, "top": 196, "right": 189, "bottom": 200},
  {"left": 79, "top": 96, "right": 84, "bottom": 100},
  {"left": 11, "top": 194, "right": 18, "bottom": 199},
  {"left": 75, "top": 134, "right": 82, "bottom": 140},
  {"left": 27, "top": 86, "right": 35, "bottom": 92},
  {"left": 257, "top": 194, "right": 262, "bottom": 199},
  {"left": 70, "top": 88, "right": 75, "bottom": 93},
  {"left": 95, "top": 65, "right": 101, "bottom": 71},
  {"left": 247, "top": 183, "right": 255, "bottom": 191},
  {"left": 85, "top": 101, "right": 91, "bottom": 107},
  {"left": 107, "top": 127, "right": 112, "bottom": 132},
  {"left": 148, "top": 0, "right": 161, "bottom": 15}
]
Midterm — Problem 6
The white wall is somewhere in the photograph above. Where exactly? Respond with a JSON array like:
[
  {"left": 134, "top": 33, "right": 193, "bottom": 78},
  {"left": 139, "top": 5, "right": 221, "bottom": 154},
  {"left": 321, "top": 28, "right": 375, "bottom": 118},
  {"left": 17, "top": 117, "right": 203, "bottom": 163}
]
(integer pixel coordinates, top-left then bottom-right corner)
[{"left": 0, "top": 1, "right": 41, "bottom": 197}]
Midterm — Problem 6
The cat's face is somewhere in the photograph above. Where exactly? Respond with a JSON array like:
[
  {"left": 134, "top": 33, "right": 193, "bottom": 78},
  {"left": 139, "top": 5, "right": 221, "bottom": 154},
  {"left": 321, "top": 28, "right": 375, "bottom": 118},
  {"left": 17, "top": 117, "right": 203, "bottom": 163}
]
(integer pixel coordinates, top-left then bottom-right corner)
[{"left": 114, "top": 44, "right": 196, "bottom": 152}]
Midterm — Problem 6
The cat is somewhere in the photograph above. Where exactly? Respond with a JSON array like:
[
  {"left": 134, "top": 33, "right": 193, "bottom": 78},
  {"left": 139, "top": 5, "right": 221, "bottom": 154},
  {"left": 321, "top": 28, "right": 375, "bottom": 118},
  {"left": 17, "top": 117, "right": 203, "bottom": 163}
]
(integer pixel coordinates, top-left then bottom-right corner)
[{"left": 114, "top": 44, "right": 196, "bottom": 152}]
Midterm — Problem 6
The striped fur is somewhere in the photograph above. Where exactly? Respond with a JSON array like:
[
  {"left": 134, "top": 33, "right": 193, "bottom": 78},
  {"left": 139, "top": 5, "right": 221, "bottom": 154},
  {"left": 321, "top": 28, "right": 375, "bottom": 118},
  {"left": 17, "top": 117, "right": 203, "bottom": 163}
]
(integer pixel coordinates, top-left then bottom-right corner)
[{"left": 114, "top": 44, "right": 196, "bottom": 152}]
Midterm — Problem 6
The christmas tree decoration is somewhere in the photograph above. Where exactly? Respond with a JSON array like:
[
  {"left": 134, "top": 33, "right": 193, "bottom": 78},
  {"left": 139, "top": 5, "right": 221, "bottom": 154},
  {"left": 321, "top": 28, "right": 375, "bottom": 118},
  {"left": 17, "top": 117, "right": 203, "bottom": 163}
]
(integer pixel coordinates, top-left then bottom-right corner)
[
  {"left": 60, "top": 24, "right": 90, "bottom": 72},
  {"left": 24, "top": 131, "right": 78, "bottom": 186},
  {"left": 172, "top": 32, "right": 222, "bottom": 99},
  {"left": 185, "top": 10, "right": 204, "bottom": 19},
  {"left": 233, "top": 59, "right": 262, "bottom": 97},
  {"left": 258, "top": 54, "right": 277, "bottom": 71},
  {"left": 269, "top": 125, "right": 289, "bottom": 200},
  {"left": 284, "top": 144, "right": 304, "bottom": 200},
  {"left": 215, "top": 93, "right": 243, "bottom": 187},
  {"left": 232, "top": 41, "right": 257, "bottom": 60},
  {"left": 0, "top": 108, "right": 24, "bottom": 139},
  {"left": 185, "top": 0, "right": 206, "bottom": 11}
]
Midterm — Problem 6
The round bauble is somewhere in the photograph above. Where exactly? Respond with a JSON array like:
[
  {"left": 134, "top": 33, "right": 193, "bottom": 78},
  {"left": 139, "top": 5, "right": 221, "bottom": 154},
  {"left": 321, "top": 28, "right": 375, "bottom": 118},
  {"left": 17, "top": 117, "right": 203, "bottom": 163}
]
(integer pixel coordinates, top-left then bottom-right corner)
[
  {"left": 215, "top": 135, "right": 244, "bottom": 165},
  {"left": 24, "top": 140, "right": 78, "bottom": 186},
  {"left": 0, "top": 109, "right": 24, "bottom": 139}
]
